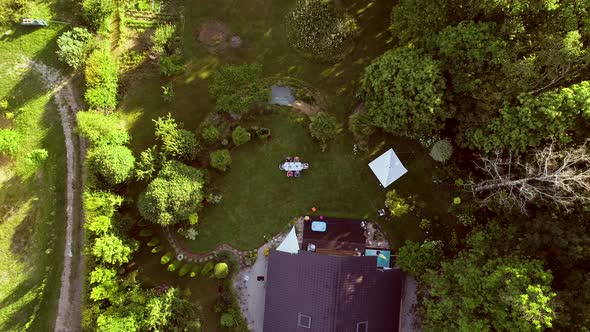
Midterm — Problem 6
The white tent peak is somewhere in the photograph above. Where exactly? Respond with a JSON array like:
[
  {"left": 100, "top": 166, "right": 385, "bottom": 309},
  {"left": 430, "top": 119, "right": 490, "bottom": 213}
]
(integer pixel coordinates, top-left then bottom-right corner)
[
  {"left": 276, "top": 226, "right": 299, "bottom": 254},
  {"left": 368, "top": 148, "right": 408, "bottom": 188}
]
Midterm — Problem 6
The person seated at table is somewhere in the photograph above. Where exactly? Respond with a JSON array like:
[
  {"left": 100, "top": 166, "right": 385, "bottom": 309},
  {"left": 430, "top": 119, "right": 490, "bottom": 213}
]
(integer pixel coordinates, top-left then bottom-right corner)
[
  {"left": 279, "top": 163, "right": 285, "bottom": 170},
  {"left": 287, "top": 171, "right": 294, "bottom": 177},
  {"left": 286, "top": 156, "right": 292, "bottom": 162},
  {"left": 302, "top": 163, "right": 309, "bottom": 169},
  {"left": 294, "top": 156, "right": 300, "bottom": 162},
  {"left": 294, "top": 171, "right": 301, "bottom": 177}
]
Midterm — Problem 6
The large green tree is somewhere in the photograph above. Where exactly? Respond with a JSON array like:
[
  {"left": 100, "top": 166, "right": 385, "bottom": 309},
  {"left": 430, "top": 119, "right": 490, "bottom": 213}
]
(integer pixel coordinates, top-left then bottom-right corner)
[
  {"left": 138, "top": 160, "right": 205, "bottom": 225},
  {"left": 419, "top": 226, "right": 556, "bottom": 331},
  {"left": 389, "top": 0, "right": 590, "bottom": 151},
  {"left": 462, "top": 81, "right": 590, "bottom": 152},
  {"left": 361, "top": 47, "right": 447, "bottom": 139}
]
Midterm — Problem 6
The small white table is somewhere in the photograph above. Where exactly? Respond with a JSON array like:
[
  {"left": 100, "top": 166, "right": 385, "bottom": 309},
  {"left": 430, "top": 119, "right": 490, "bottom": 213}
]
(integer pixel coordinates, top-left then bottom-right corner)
[{"left": 282, "top": 162, "right": 303, "bottom": 171}]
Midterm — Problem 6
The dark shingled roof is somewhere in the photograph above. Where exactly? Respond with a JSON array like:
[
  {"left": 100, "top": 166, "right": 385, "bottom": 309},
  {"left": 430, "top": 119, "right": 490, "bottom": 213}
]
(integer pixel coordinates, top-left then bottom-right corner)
[{"left": 263, "top": 250, "right": 404, "bottom": 332}]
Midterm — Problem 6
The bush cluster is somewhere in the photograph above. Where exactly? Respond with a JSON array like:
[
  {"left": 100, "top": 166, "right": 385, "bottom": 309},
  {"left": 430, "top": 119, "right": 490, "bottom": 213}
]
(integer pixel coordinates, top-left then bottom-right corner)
[
  {"left": 210, "top": 149, "right": 232, "bottom": 172},
  {"left": 57, "top": 28, "right": 94, "bottom": 69},
  {"left": 309, "top": 112, "right": 341, "bottom": 151},
  {"left": 82, "top": 0, "right": 115, "bottom": 31},
  {"left": 85, "top": 49, "right": 119, "bottom": 111},
  {"left": 286, "top": 0, "right": 358, "bottom": 61},
  {"left": 231, "top": 126, "right": 251, "bottom": 146},
  {"left": 209, "top": 63, "right": 270, "bottom": 115}
]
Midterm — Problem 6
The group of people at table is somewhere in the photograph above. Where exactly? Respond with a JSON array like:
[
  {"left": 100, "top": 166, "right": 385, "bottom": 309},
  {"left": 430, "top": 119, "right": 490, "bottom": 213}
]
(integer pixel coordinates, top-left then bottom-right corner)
[{"left": 279, "top": 156, "right": 309, "bottom": 177}]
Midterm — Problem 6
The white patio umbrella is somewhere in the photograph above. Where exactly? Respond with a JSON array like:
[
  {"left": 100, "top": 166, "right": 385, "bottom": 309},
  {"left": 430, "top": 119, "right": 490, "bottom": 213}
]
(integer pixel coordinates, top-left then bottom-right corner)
[{"left": 368, "top": 148, "right": 408, "bottom": 188}]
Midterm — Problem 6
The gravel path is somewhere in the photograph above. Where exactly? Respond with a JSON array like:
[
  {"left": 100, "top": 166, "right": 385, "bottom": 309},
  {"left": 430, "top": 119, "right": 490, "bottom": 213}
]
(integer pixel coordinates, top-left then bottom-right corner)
[
  {"left": 233, "top": 245, "right": 271, "bottom": 332},
  {"left": 28, "top": 60, "right": 84, "bottom": 332},
  {"left": 400, "top": 276, "right": 420, "bottom": 332}
]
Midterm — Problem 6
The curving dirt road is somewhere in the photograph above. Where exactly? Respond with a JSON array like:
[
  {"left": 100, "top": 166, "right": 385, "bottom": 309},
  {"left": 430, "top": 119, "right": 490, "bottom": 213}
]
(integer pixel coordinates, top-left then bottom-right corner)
[{"left": 29, "top": 60, "right": 85, "bottom": 332}]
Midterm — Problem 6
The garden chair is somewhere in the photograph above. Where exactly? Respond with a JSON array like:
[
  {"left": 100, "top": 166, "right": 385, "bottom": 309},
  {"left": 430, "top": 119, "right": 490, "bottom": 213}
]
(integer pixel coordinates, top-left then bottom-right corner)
[
  {"left": 302, "top": 163, "right": 309, "bottom": 169},
  {"left": 279, "top": 163, "right": 285, "bottom": 170}
]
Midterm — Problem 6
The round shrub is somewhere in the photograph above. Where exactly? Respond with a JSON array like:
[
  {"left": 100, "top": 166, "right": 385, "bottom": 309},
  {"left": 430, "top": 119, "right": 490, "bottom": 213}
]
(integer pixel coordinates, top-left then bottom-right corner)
[
  {"left": 167, "top": 260, "right": 181, "bottom": 272},
  {"left": 138, "top": 160, "right": 205, "bottom": 226},
  {"left": 200, "top": 124, "right": 221, "bottom": 145},
  {"left": 385, "top": 190, "right": 412, "bottom": 218},
  {"left": 25, "top": 149, "right": 48, "bottom": 168},
  {"left": 88, "top": 145, "right": 135, "bottom": 186},
  {"left": 231, "top": 126, "right": 251, "bottom": 146},
  {"left": 160, "top": 252, "right": 173, "bottom": 265},
  {"left": 429, "top": 139, "right": 453, "bottom": 162},
  {"left": 309, "top": 112, "right": 341, "bottom": 151},
  {"left": 286, "top": 0, "right": 358, "bottom": 61},
  {"left": 0, "top": 129, "right": 22, "bottom": 156},
  {"left": 178, "top": 264, "right": 191, "bottom": 277},
  {"left": 220, "top": 312, "right": 235, "bottom": 327},
  {"left": 349, "top": 111, "right": 375, "bottom": 139},
  {"left": 210, "top": 149, "right": 232, "bottom": 172},
  {"left": 57, "top": 27, "right": 93, "bottom": 69},
  {"left": 214, "top": 262, "right": 229, "bottom": 279},
  {"left": 201, "top": 261, "right": 214, "bottom": 276}
]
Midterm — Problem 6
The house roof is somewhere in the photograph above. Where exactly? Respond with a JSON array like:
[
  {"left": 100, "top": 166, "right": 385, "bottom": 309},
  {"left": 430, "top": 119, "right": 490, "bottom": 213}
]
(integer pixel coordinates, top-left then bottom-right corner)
[
  {"left": 263, "top": 250, "right": 405, "bottom": 332},
  {"left": 368, "top": 148, "right": 408, "bottom": 188},
  {"left": 276, "top": 226, "right": 299, "bottom": 254}
]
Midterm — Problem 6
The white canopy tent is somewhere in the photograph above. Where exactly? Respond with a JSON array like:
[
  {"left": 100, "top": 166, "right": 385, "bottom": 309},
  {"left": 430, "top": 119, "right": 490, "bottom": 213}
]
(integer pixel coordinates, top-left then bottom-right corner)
[
  {"left": 276, "top": 226, "right": 299, "bottom": 254},
  {"left": 368, "top": 148, "right": 408, "bottom": 188}
]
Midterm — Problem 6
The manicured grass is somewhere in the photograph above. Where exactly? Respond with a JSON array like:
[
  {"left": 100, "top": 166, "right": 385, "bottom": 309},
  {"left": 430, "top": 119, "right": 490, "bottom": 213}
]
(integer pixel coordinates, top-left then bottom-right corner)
[
  {"left": 0, "top": 6, "right": 69, "bottom": 330},
  {"left": 120, "top": 0, "right": 451, "bottom": 253}
]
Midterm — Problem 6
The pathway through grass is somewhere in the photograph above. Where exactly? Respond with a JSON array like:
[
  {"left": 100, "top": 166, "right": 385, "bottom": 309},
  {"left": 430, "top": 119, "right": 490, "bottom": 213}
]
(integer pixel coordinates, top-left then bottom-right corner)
[{"left": 0, "top": 19, "right": 70, "bottom": 330}]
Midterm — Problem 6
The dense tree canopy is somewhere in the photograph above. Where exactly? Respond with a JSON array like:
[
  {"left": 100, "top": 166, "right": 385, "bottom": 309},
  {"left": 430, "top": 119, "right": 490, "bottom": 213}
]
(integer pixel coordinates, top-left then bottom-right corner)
[
  {"left": 138, "top": 160, "right": 205, "bottom": 226},
  {"left": 361, "top": 47, "right": 447, "bottom": 139},
  {"left": 419, "top": 227, "right": 556, "bottom": 331},
  {"left": 385, "top": 0, "right": 590, "bottom": 151},
  {"left": 462, "top": 81, "right": 590, "bottom": 152},
  {"left": 397, "top": 240, "right": 443, "bottom": 277}
]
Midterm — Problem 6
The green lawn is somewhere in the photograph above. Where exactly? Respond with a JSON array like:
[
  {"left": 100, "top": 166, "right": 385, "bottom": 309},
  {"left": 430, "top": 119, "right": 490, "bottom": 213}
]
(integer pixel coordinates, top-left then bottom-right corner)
[
  {"left": 120, "top": 0, "right": 452, "bottom": 253},
  {"left": 0, "top": 3, "right": 71, "bottom": 330}
]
